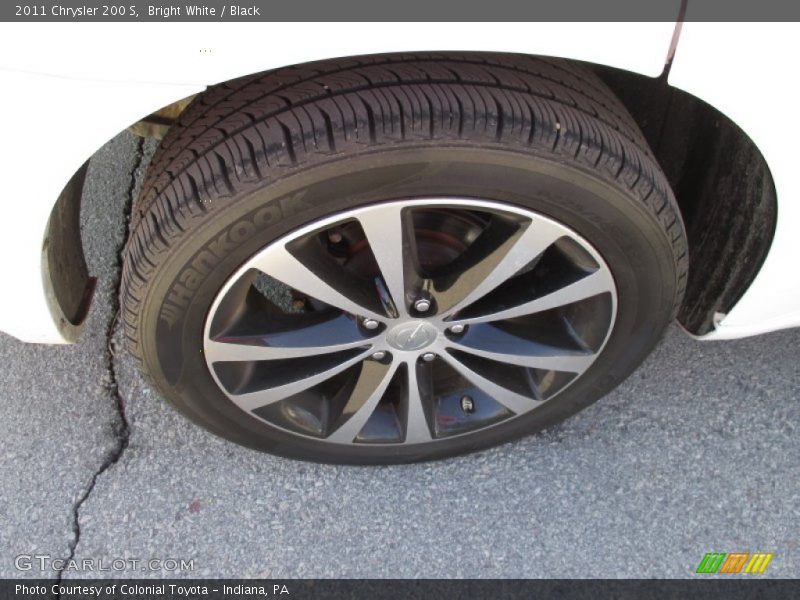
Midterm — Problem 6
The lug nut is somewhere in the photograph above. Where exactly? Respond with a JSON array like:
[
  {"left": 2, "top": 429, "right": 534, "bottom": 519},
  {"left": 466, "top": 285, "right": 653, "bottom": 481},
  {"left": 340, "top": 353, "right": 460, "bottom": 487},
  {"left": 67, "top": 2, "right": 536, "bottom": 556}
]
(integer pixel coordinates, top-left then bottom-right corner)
[
  {"left": 449, "top": 324, "right": 465, "bottom": 334},
  {"left": 414, "top": 298, "right": 432, "bottom": 312},
  {"left": 362, "top": 318, "right": 380, "bottom": 330},
  {"left": 460, "top": 395, "right": 475, "bottom": 414},
  {"left": 421, "top": 352, "right": 436, "bottom": 362},
  {"left": 328, "top": 230, "right": 343, "bottom": 244},
  {"left": 371, "top": 351, "right": 387, "bottom": 361}
]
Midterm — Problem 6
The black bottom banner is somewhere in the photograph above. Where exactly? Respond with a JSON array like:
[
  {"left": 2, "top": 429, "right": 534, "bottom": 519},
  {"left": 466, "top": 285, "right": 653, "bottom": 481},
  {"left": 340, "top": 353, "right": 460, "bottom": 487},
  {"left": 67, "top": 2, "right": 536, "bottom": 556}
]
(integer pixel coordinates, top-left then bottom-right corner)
[{"left": 2, "top": 579, "right": 799, "bottom": 600}]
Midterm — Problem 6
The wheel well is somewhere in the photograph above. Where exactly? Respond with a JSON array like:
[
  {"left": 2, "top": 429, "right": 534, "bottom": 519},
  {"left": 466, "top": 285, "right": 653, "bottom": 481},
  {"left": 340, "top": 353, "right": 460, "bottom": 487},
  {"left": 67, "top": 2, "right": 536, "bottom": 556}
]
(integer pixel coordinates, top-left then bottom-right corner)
[
  {"left": 51, "top": 54, "right": 777, "bottom": 340},
  {"left": 43, "top": 161, "right": 96, "bottom": 341},
  {"left": 590, "top": 64, "right": 777, "bottom": 335}
]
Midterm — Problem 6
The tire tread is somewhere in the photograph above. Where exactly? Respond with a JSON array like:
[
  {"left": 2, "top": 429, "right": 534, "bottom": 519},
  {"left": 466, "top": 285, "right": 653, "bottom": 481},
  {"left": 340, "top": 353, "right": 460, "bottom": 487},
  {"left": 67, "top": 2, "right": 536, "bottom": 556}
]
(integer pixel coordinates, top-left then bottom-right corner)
[{"left": 122, "top": 52, "right": 688, "bottom": 368}]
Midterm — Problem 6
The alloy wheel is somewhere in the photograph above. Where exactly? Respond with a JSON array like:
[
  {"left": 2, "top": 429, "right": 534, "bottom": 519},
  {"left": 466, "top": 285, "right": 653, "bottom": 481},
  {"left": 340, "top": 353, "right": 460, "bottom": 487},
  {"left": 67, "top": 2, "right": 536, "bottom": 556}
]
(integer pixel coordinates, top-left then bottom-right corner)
[{"left": 203, "top": 198, "right": 617, "bottom": 446}]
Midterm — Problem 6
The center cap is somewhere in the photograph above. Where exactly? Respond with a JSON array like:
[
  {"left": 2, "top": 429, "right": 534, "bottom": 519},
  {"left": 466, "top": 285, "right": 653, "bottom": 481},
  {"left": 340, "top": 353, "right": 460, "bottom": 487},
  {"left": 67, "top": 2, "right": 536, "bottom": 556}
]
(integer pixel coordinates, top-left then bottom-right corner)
[{"left": 386, "top": 321, "right": 438, "bottom": 351}]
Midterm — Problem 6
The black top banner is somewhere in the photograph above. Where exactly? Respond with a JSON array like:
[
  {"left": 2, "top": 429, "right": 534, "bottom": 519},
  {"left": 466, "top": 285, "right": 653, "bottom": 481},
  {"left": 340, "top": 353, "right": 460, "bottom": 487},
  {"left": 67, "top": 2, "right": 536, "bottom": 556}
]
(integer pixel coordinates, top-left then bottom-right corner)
[{"left": 2, "top": 0, "right": 800, "bottom": 22}]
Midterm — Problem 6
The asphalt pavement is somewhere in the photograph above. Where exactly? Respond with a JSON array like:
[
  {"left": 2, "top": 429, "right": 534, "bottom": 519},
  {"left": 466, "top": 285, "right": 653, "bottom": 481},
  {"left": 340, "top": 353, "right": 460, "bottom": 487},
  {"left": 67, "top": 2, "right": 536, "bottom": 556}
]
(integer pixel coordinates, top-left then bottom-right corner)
[{"left": 1, "top": 132, "right": 798, "bottom": 579}]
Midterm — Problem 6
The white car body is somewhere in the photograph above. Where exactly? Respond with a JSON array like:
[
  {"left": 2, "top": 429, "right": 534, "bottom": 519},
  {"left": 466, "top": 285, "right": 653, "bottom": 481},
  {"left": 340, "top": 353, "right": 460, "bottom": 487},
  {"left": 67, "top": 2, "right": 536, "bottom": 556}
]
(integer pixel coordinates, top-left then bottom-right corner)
[{"left": 0, "top": 18, "right": 797, "bottom": 343}]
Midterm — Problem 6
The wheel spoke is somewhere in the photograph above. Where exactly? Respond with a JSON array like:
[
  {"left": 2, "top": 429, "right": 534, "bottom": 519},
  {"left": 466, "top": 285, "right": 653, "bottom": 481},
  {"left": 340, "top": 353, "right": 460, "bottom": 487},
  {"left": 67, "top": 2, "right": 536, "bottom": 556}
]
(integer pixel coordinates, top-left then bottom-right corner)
[
  {"left": 206, "top": 313, "right": 374, "bottom": 363},
  {"left": 440, "top": 352, "right": 543, "bottom": 415},
  {"left": 326, "top": 361, "right": 400, "bottom": 443},
  {"left": 403, "top": 361, "right": 433, "bottom": 443},
  {"left": 357, "top": 204, "right": 413, "bottom": 318},
  {"left": 251, "top": 245, "right": 385, "bottom": 321},
  {"left": 205, "top": 337, "right": 373, "bottom": 363},
  {"left": 233, "top": 348, "right": 373, "bottom": 411},
  {"left": 205, "top": 198, "right": 618, "bottom": 447},
  {"left": 439, "top": 217, "right": 567, "bottom": 319},
  {"left": 447, "top": 340, "right": 595, "bottom": 374},
  {"left": 450, "top": 268, "right": 615, "bottom": 325}
]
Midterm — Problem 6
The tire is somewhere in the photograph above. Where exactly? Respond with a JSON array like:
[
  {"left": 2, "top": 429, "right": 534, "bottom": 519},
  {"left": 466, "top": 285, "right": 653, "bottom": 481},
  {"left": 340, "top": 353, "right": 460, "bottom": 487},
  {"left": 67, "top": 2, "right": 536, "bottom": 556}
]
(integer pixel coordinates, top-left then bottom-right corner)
[{"left": 121, "top": 52, "right": 688, "bottom": 464}]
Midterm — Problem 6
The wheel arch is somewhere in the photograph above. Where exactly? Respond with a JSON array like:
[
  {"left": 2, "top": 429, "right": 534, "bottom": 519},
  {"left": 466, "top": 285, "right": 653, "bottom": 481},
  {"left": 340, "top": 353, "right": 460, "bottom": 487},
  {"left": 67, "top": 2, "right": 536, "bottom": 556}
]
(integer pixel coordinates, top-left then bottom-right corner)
[
  {"left": 590, "top": 64, "right": 777, "bottom": 336},
  {"left": 48, "top": 52, "right": 777, "bottom": 341}
]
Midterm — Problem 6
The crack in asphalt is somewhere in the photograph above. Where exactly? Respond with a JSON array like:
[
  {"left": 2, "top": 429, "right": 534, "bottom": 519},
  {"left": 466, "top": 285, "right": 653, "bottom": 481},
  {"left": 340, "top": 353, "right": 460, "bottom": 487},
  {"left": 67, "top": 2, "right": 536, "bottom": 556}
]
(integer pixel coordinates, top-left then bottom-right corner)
[{"left": 55, "top": 136, "right": 144, "bottom": 586}]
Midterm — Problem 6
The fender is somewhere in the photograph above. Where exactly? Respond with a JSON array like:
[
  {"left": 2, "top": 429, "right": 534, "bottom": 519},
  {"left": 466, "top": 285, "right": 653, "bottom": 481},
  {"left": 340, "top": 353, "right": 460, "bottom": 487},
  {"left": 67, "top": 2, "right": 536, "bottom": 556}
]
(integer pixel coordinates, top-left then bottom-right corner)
[{"left": 668, "top": 22, "right": 800, "bottom": 339}]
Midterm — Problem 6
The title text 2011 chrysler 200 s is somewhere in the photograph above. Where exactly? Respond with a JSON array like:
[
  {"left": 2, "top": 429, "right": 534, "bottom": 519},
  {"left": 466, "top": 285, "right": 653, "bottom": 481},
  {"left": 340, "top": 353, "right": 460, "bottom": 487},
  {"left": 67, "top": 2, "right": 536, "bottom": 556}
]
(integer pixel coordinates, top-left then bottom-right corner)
[{"left": 0, "top": 18, "right": 797, "bottom": 463}]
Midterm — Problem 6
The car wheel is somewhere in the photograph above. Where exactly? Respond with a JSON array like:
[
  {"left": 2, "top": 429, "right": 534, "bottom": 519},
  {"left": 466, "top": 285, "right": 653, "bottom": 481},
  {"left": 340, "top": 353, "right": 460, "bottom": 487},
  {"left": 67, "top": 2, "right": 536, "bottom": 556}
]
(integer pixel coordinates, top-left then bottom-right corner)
[{"left": 121, "top": 53, "right": 687, "bottom": 463}]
